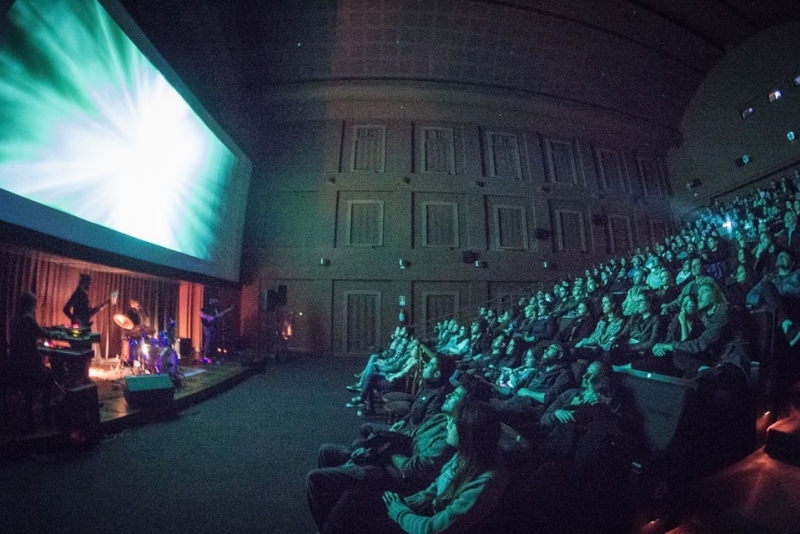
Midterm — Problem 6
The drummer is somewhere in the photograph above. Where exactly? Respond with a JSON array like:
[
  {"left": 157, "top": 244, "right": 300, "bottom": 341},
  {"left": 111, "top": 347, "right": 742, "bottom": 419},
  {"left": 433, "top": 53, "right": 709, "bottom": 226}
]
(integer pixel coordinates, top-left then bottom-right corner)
[
  {"left": 126, "top": 298, "right": 146, "bottom": 330},
  {"left": 119, "top": 299, "right": 152, "bottom": 367}
]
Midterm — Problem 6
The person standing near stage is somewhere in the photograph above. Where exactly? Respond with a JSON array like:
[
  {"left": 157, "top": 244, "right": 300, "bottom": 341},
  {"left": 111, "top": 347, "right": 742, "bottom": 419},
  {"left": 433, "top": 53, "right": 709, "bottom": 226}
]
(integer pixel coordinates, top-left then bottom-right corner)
[
  {"left": 63, "top": 274, "right": 106, "bottom": 328},
  {"left": 200, "top": 297, "right": 231, "bottom": 362},
  {"left": 8, "top": 291, "right": 54, "bottom": 433}
]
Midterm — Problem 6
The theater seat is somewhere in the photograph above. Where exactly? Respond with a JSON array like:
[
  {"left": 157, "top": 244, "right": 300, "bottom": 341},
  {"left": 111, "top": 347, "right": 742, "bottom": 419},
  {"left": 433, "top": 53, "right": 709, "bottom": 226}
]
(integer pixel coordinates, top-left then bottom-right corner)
[{"left": 382, "top": 400, "right": 410, "bottom": 423}]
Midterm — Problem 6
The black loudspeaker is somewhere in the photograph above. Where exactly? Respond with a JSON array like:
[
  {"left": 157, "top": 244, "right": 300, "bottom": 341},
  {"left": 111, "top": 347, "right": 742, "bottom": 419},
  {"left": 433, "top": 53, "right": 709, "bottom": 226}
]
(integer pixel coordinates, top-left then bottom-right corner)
[
  {"left": 275, "top": 285, "right": 287, "bottom": 306},
  {"left": 57, "top": 382, "right": 100, "bottom": 436},
  {"left": 462, "top": 250, "right": 479, "bottom": 264},
  {"left": 533, "top": 228, "right": 551, "bottom": 240},
  {"left": 179, "top": 338, "right": 194, "bottom": 359},
  {"left": 262, "top": 289, "right": 277, "bottom": 311},
  {"left": 124, "top": 375, "right": 175, "bottom": 411}
]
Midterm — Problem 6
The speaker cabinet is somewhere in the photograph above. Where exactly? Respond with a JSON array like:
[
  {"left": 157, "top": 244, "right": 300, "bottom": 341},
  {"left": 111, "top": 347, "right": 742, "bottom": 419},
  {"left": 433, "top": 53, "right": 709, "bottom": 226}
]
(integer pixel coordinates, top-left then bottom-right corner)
[
  {"left": 57, "top": 382, "right": 100, "bottom": 435},
  {"left": 178, "top": 338, "right": 194, "bottom": 359},
  {"left": 275, "top": 285, "right": 287, "bottom": 306},
  {"left": 461, "top": 250, "right": 479, "bottom": 264},
  {"left": 125, "top": 375, "right": 175, "bottom": 411},
  {"left": 261, "top": 285, "right": 288, "bottom": 311}
]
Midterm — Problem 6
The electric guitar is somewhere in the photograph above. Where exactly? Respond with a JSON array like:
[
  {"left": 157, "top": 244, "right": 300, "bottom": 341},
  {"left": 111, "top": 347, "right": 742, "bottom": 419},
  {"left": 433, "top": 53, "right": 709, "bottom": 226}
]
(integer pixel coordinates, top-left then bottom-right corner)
[
  {"left": 74, "top": 290, "right": 118, "bottom": 329},
  {"left": 201, "top": 306, "right": 233, "bottom": 327}
]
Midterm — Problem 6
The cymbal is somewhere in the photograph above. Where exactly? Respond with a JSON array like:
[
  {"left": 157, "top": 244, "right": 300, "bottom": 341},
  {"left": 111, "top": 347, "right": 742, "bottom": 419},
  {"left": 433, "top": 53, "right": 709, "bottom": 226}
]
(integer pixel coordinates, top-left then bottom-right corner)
[
  {"left": 131, "top": 325, "right": 156, "bottom": 337},
  {"left": 113, "top": 314, "right": 134, "bottom": 330}
]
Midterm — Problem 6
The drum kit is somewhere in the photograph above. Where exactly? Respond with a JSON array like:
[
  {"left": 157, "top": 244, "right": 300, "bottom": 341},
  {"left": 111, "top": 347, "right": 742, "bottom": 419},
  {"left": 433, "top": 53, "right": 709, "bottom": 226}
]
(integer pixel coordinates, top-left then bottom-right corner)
[{"left": 114, "top": 313, "right": 180, "bottom": 381}]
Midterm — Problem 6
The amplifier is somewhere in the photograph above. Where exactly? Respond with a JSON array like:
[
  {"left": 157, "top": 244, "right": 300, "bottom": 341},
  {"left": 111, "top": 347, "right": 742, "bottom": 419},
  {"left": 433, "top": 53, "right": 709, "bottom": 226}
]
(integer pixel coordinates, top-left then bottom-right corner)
[{"left": 124, "top": 375, "right": 175, "bottom": 411}]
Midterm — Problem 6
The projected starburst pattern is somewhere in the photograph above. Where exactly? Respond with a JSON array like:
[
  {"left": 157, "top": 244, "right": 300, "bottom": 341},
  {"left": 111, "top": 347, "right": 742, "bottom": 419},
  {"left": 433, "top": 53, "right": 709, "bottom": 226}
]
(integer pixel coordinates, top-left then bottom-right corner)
[{"left": 0, "top": 0, "right": 237, "bottom": 260}]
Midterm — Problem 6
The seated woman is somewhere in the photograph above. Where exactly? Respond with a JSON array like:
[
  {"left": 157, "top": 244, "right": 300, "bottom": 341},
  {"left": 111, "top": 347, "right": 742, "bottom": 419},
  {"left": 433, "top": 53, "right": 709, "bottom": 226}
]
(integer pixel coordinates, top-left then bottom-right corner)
[
  {"left": 571, "top": 295, "right": 625, "bottom": 362},
  {"left": 632, "top": 293, "right": 702, "bottom": 374},
  {"left": 320, "top": 398, "right": 507, "bottom": 534}
]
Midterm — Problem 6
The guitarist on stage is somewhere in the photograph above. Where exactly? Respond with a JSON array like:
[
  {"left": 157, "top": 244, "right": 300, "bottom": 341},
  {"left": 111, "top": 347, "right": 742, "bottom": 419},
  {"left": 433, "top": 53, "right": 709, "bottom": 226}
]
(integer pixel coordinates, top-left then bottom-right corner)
[
  {"left": 200, "top": 297, "right": 232, "bottom": 363},
  {"left": 63, "top": 274, "right": 109, "bottom": 329}
]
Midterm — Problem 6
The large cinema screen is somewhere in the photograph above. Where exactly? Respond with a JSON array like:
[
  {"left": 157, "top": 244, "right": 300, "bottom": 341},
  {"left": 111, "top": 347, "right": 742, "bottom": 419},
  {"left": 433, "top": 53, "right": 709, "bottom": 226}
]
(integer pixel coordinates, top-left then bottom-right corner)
[{"left": 0, "top": 0, "right": 251, "bottom": 282}]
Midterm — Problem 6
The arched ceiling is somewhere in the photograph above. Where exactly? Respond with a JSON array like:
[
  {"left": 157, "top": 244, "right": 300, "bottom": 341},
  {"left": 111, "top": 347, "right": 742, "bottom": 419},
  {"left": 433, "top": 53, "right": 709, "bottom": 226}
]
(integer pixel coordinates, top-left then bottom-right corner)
[{"left": 118, "top": 0, "right": 800, "bottom": 158}]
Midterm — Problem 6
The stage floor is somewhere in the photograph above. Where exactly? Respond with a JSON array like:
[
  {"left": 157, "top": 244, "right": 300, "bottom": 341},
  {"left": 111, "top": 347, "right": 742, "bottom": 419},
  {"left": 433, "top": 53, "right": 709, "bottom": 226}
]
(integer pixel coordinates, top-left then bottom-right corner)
[{"left": 1, "top": 356, "right": 258, "bottom": 446}]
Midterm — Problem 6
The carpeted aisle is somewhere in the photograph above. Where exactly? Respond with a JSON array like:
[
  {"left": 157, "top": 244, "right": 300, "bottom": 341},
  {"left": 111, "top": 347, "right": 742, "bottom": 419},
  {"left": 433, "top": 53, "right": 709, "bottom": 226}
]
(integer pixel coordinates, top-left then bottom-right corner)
[{"left": 0, "top": 354, "right": 365, "bottom": 534}]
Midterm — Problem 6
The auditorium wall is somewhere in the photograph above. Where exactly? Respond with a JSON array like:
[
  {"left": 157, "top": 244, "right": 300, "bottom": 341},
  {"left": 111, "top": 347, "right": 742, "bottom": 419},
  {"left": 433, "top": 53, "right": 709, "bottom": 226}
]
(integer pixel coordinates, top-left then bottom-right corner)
[
  {"left": 668, "top": 21, "right": 800, "bottom": 213},
  {"left": 241, "top": 81, "right": 678, "bottom": 355}
]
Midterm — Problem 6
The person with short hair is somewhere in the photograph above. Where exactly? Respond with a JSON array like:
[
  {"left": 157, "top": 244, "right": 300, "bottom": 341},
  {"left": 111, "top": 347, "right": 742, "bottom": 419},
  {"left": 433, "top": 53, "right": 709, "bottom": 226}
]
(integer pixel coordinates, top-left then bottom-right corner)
[
  {"left": 63, "top": 274, "right": 107, "bottom": 328},
  {"left": 8, "top": 291, "right": 55, "bottom": 433},
  {"left": 572, "top": 295, "right": 625, "bottom": 361},
  {"left": 489, "top": 342, "right": 573, "bottom": 430}
]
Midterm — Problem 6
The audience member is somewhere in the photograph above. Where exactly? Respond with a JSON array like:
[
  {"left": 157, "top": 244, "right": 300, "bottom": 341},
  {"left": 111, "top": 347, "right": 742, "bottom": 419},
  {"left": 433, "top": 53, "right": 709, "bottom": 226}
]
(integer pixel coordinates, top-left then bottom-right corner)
[{"left": 320, "top": 399, "right": 506, "bottom": 534}]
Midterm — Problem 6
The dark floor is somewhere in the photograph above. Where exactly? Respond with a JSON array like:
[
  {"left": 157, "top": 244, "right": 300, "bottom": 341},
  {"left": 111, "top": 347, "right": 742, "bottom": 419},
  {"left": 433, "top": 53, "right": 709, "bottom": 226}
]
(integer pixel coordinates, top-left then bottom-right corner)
[{"left": 0, "top": 353, "right": 365, "bottom": 534}]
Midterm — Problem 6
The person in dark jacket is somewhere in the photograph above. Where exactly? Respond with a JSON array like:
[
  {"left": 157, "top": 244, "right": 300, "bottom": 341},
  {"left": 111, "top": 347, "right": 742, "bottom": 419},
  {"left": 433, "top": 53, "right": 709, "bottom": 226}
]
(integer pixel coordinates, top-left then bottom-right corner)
[{"left": 489, "top": 343, "right": 573, "bottom": 430}]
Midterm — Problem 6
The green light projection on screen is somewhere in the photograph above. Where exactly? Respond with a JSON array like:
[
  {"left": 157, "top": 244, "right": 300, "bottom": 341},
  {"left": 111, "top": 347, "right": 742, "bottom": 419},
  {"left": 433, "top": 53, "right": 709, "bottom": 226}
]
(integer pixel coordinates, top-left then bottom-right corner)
[{"left": 0, "top": 0, "right": 237, "bottom": 260}]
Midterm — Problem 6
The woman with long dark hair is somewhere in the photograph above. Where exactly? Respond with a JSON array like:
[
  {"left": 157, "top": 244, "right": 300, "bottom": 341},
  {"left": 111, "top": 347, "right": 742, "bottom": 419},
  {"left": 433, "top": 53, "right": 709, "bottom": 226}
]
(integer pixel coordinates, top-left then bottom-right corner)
[{"left": 321, "top": 399, "right": 506, "bottom": 533}]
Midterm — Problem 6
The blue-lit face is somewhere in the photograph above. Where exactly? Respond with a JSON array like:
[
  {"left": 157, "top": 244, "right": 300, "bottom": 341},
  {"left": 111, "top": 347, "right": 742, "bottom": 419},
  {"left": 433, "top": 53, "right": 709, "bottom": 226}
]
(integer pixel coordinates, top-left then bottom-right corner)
[{"left": 0, "top": 0, "right": 237, "bottom": 261}]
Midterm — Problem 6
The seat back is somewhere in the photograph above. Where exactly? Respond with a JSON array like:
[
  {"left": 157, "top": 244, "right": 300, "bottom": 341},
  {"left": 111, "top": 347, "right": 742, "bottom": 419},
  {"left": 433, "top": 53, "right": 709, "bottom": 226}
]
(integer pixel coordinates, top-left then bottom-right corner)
[{"left": 614, "top": 367, "right": 693, "bottom": 454}]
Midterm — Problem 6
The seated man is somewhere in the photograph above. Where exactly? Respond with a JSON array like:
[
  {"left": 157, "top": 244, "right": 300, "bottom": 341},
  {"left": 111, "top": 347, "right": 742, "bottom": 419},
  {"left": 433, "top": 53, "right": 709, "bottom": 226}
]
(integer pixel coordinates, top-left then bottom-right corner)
[
  {"left": 6, "top": 291, "right": 55, "bottom": 434},
  {"left": 485, "top": 336, "right": 523, "bottom": 380},
  {"left": 606, "top": 290, "right": 662, "bottom": 365},
  {"left": 347, "top": 338, "right": 420, "bottom": 416},
  {"left": 462, "top": 332, "right": 506, "bottom": 372},
  {"left": 347, "top": 326, "right": 409, "bottom": 392},
  {"left": 539, "top": 360, "right": 614, "bottom": 427},
  {"left": 306, "top": 372, "right": 490, "bottom": 532},
  {"left": 520, "top": 300, "right": 558, "bottom": 348},
  {"left": 572, "top": 295, "right": 625, "bottom": 362},
  {"left": 661, "top": 257, "right": 712, "bottom": 315},
  {"left": 360, "top": 354, "right": 457, "bottom": 438},
  {"left": 746, "top": 249, "right": 800, "bottom": 346},
  {"left": 554, "top": 300, "right": 596, "bottom": 352},
  {"left": 463, "top": 319, "right": 492, "bottom": 362},
  {"left": 489, "top": 342, "right": 573, "bottom": 431}
]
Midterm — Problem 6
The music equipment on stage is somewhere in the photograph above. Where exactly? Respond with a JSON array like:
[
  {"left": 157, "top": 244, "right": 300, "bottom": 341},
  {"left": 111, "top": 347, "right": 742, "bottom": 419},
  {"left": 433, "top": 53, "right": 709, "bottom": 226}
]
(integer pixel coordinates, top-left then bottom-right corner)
[
  {"left": 71, "top": 289, "right": 118, "bottom": 329},
  {"left": 204, "top": 306, "right": 233, "bottom": 323},
  {"left": 44, "top": 325, "right": 101, "bottom": 347},
  {"left": 124, "top": 375, "right": 175, "bottom": 411},
  {"left": 38, "top": 346, "right": 94, "bottom": 389},
  {"left": 113, "top": 313, "right": 134, "bottom": 330},
  {"left": 56, "top": 382, "right": 100, "bottom": 437}
]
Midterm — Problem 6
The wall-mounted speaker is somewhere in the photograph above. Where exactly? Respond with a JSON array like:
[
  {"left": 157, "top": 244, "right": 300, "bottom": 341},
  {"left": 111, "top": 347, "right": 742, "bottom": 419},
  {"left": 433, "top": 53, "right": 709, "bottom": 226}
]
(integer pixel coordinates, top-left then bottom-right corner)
[
  {"left": 462, "top": 250, "right": 479, "bottom": 264},
  {"left": 591, "top": 213, "right": 607, "bottom": 225},
  {"left": 261, "top": 285, "right": 287, "bottom": 311},
  {"left": 533, "top": 228, "right": 551, "bottom": 240},
  {"left": 276, "top": 285, "right": 287, "bottom": 306}
]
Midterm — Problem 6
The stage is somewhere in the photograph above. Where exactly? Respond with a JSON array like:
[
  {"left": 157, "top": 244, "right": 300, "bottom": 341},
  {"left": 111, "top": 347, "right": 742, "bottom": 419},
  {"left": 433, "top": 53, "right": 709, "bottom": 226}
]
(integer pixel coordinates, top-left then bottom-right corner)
[{"left": 0, "top": 355, "right": 263, "bottom": 447}]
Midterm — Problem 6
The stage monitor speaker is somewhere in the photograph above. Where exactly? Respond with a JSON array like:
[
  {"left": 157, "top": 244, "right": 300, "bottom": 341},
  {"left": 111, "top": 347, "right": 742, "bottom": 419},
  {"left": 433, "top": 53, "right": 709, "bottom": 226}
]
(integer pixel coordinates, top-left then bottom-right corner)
[
  {"left": 125, "top": 375, "right": 175, "bottom": 411},
  {"left": 276, "top": 285, "right": 287, "bottom": 306},
  {"left": 57, "top": 382, "right": 100, "bottom": 435}
]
